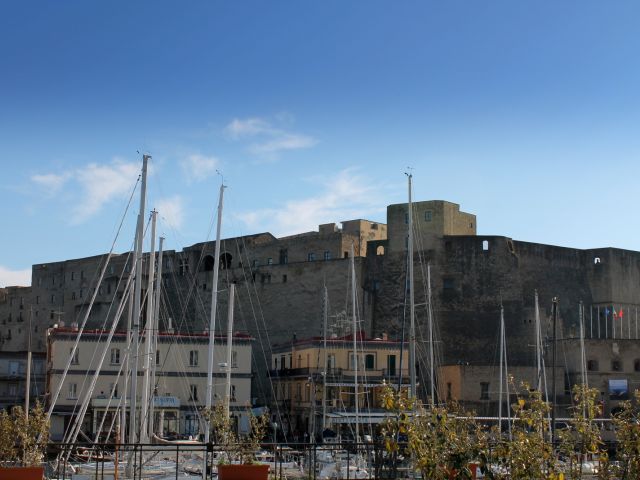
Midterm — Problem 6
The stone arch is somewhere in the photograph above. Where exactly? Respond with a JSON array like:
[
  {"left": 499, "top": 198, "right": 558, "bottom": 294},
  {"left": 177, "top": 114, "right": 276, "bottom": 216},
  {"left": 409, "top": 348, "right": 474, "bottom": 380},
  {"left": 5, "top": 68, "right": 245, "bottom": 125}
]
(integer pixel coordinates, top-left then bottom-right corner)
[
  {"left": 203, "top": 255, "right": 215, "bottom": 271},
  {"left": 376, "top": 246, "right": 385, "bottom": 256},
  {"left": 220, "top": 252, "right": 233, "bottom": 270}
]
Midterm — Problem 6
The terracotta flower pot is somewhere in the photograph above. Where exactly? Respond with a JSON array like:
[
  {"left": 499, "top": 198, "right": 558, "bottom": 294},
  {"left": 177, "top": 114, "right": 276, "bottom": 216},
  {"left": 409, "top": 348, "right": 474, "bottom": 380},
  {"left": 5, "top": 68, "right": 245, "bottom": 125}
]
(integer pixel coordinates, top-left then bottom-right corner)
[
  {"left": 0, "top": 466, "right": 44, "bottom": 480},
  {"left": 218, "top": 463, "right": 269, "bottom": 480}
]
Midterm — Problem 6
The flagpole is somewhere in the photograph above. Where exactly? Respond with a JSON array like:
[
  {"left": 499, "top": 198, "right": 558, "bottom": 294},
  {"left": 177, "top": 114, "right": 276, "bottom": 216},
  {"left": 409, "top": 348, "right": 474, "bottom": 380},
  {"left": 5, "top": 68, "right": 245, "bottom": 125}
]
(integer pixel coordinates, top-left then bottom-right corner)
[
  {"left": 606, "top": 307, "right": 609, "bottom": 340},
  {"left": 597, "top": 307, "right": 601, "bottom": 339},
  {"left": 590, "top": 305, "right": 593, "bottom": 339}
]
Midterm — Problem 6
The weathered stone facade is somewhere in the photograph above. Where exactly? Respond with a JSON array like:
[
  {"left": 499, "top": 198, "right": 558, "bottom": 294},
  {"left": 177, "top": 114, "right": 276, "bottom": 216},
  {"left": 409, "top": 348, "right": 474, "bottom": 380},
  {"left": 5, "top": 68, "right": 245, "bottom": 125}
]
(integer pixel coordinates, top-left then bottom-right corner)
[{"left": 2, "top": 199, "right": 639, "bottom": 409}]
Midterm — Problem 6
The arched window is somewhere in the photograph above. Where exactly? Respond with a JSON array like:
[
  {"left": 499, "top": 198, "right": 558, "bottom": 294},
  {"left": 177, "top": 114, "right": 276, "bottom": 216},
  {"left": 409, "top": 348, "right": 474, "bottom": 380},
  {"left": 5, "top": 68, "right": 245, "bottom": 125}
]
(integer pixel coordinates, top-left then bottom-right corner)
[
  {"left": 220, "top": 252, "right": 233, "bottom": 270},
  {"left": 203, "top": 255, "right": 215, "bottom": 271},
  {"left": 376, "top": 246, "right": 385, "bottom": 255}
]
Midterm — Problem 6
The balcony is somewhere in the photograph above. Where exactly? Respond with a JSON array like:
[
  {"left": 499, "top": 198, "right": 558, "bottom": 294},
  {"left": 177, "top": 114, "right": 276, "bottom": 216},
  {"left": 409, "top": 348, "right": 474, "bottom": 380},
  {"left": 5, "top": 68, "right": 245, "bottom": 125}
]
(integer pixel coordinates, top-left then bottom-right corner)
[{"left": 269, "top": 367, "right": 410, "bottom": 385}]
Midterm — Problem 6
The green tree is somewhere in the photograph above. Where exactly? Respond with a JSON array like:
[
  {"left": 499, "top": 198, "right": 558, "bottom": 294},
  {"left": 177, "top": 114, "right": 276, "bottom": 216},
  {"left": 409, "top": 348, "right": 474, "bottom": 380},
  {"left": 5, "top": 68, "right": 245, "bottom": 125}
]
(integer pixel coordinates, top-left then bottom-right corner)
[
  {"left": 558, "top": 384, "right": 608, "bottom": 479},
  {"left": 612, "top": 389, "right": 640, "bottom": 479}
]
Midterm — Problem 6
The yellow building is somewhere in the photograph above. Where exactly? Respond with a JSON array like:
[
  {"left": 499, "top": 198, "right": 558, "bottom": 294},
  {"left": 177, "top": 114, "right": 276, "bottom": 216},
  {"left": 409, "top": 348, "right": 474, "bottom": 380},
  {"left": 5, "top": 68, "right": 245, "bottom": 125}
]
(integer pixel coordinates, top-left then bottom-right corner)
[{"left": 269, "top": 331, "right": 409, "bottom": 441}]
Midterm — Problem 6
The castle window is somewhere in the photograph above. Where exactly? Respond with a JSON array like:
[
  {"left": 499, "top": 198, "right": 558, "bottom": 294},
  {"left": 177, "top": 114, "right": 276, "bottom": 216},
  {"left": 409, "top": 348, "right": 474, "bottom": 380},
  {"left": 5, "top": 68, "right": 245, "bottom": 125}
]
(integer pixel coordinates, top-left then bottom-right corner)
[
  {"left": 71, "top": 272, "right": 75, "bottom": 281},
  {"left": 220, "top": 253, "right": 232, "bottom": 270},
  {"left": 424, "top": 210, "right": 432, "bottom": 222},
  {"left": 344, "top": 251, "right": 349, "bottom": 258},
  {"left": 371, "top": 223, "right": 378, "bottom": 230},
  {"left": 282, "top": 275, "right": 287, "bottom": 283},
  {"left": 482, "top": 240, "right": 489, "bottom": 251},
  {"left": 634, "top": 359, "right": 640, "bottom": 372},
  {"left": 267, "top": 258, "right": 273, "bottom": 265},
  {"left": 480, "top": 382, "right": 490, "bottom": 400},
  {"left": 279, "top": 249, "right": 288, "bottom": 265},
  {"left": 179, "top": 258, "right": 189, "bottom": 276},
  {"left": 443, "top": 278, "right": 456, "bottom": 290},
  {"left": 308, "top": 253, "right": 315, "bottom": 262},
  {"left": 594, "top": 257, "right": 601, "bottom": 264},
  {"left": 587, "top": 359, "right": 598, "bottom": 371},
  {"left": 612, "top": 360, "right": 622, "bottom": 372},
  {"left": 203, "top": 255, "right": 215, "bottom": 271},
  {"left": 405, "top": 213, "right": 409, "bottom": 224},
  {"left": 323, "top": 251, "right": 331, "bottom": 261}
]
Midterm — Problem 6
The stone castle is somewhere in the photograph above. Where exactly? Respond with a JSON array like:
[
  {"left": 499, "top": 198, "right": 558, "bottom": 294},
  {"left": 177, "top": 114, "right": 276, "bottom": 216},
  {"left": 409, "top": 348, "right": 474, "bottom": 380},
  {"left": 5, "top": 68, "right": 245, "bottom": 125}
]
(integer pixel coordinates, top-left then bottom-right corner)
[{"left": 2, "top": 200, "right": 639, "bottom": 413}]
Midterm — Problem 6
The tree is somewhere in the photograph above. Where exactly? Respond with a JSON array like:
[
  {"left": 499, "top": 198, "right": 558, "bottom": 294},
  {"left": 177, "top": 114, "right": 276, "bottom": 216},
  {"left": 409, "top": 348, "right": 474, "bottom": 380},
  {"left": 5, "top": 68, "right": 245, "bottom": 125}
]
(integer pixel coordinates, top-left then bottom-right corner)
[{"left": 612, "top": 389, "right": 640, "bottom": 479}]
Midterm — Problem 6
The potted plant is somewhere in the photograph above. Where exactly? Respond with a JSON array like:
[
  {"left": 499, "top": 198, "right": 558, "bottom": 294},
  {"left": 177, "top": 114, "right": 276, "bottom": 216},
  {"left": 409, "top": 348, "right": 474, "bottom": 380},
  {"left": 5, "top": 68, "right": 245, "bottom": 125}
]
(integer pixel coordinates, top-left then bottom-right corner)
[
  {"left": 202, "top": 404, "right": 270, "bottom": 480},
  {"left": 0, "top": 402, "right": 49, "bottom": 480}
]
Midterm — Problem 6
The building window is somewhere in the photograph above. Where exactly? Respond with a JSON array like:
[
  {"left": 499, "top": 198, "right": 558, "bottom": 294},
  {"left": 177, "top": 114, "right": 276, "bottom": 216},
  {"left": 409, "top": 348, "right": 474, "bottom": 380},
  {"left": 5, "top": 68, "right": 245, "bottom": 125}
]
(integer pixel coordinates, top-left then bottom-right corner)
[
  {"left": 480, "top": 382, "right": 490, "bottom": 400},
  {"left": 156, "top": 349, "right": 160, "bottom": 365},
  {"left": 189, "top": 385, "right": 198, "bottom": 401},
  {"left": 267, "top": 258, "right": 273, "bottom": 265},
  {"left": 482, "top": 240, "right": 489, "bottom": 251},
  {"left": 344, "top": 251, "right": 349, "bottom": 258},
  {"left": 365, "top": 354, "right": 375, "bottom": 370},
  {"left": 279, "top": 249, "right": 288, "bottom": 265},
  {"left": 189, "top": 350, "right": 198, "bottom": 367},
  {"left": 324, "top": 251, "right": 331, "bottom": 261},
  {"left": 69, "top": 383, "right": 78, "bottom": 399},
  {"left": 274, "top": 357, "right": 278, "bottom": 370},
  {"left": 70, "top": 348, "right": 79, "bottom": 365},
  {"left": 110, "top": 348, "right": 120, "bottom": 365},
  {"left": 634, "top": 359, "right": 640, "bottom": 372},
  {"left": 50, "top": 294, "right": 56, "bottom": 303},
  {"left": 587, "top": 359, "right": 598, "bottom": 371},
  {"left": 296, "top": 383, "right": 302, "bottom": 401},
  {"left": 71, "top": 291, "right": 76, "bottom": 300},
  {"left": 405, "top": 213, "right": 409, "bottom": 224},
  {"left": 231, "top": 351, "right": 238, "bottom": 368},
  {"left": 282, "top": 274, "right": 287, "bottom": 283},
  {"left": 308, "top": 253, "right": 315, "bottom": 261},
  {"left": 443, "top": 278, "right": 456, "bottom": 290},
  {"left": 110, "top": 383, "right": 118, "bottom": 398},
  {"left": 231, "top": 385, "right": 236, "bottom": 401},
  {"left": 612, "top": 360, "right": 622, "bottom": 372},
  {"left": 425, "top": 210, "right": 432, "bottom": 222},
  {"left": 179, "top": 259, "right": 189, "bottom": 276},
  {"left": 280, "top": 355, "right": 286, "bottom": 371}
]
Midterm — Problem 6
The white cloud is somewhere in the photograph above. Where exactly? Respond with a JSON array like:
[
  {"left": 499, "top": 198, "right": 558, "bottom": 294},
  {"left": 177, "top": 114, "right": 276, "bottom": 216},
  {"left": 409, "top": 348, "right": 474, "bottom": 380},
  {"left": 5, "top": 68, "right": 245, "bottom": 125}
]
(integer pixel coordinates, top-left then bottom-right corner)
[
  {"left": 249, "top": 133, "right": 317, "bottom": 155},
  {"left": 224, "top": 117, "right": 273, "bottom": 139},
  {"left": 72, "top": 161, "right": 139, "bottom": 224},
  {"left": 224, "top": 116, "right": 317, "bottom": 157},
  {"left": 31, "top": 158, "right": 140, "bottom": 224},
  {"left": 180, "top": 154, "right": 219, "bottom": 183},
  {"left": 236, "top": 169, "right": 383, "bottom": 237},
  {"left": 31, "top": 172, "right": 71, "bottom": 194},
  {"left": 156, "top": 195, "right": 185, "bottom": 229},
  {"left": 0, "top": 265, "right": 31, "bottom": 287}
]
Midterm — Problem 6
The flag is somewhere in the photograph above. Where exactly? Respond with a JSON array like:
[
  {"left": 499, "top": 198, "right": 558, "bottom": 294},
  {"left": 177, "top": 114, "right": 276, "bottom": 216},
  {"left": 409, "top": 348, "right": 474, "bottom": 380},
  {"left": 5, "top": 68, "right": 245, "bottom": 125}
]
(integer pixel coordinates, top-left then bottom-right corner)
[
  {"left": 618, "top": 308, "right": 624, "bottom": 319},
  {"left": 604, "top": 307, "right": 610, "bottom": 318}
]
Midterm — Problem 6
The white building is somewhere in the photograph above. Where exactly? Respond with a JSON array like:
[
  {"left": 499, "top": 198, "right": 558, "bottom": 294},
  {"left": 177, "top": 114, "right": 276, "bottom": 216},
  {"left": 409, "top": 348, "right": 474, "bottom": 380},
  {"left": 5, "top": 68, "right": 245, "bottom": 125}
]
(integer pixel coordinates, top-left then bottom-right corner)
[{"left": 47, "top": 327, "right": 254, "bottom": 441}]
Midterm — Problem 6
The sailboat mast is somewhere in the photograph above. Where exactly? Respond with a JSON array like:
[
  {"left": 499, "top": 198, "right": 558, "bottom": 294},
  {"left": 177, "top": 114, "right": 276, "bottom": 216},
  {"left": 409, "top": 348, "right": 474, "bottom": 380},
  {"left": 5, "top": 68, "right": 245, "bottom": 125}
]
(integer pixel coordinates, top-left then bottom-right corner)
[
  {"left": 427, "top": 263, "right": 435, "bottom": 408},
  {"left": 407, "top": 173, "right": 417, "bottom": 401},
  {"left": 141, "top": 209, "right": 157, "bottom": 443},
  {"left": 25, "top": 307, "right": 32, "bottom": 418},
  {"left": 350, "top": 243, "right": 359, "bottom": 443},
  {"left": 149, "top": 236, "right": 164, "bottom": 438},
  {"left": 322, "top": 286, "right": 328, "bottom": 431},
  {"left": 498, "top": 305, "right": 504, "bottom": 430},
  {"left": 535, "top": 290, "right": 542, "bottom": 391},
  {"left": 129, "top": 154, "right": 149, "bottom": 445},
  {"left": 224, "top": 284, "right": 235, "bottom": 419},
  {"left": 204, "top": 184, "right": 225, "bottom": 442}
]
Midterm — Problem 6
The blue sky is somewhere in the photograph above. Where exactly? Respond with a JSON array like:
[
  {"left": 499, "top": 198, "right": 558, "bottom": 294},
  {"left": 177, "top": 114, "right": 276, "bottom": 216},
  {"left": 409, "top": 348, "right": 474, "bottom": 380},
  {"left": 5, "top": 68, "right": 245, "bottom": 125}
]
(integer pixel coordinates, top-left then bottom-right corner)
[{"left": 2, "top": 1, "right": 640, "bottom": 286}]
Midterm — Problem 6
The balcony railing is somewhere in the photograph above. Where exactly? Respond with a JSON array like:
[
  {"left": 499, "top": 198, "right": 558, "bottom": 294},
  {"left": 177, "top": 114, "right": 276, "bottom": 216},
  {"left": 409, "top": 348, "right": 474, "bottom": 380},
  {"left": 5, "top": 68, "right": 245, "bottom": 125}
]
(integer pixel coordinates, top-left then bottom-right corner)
[{"left": 269, "top": 367, "right": 410, "bottom": 383}]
